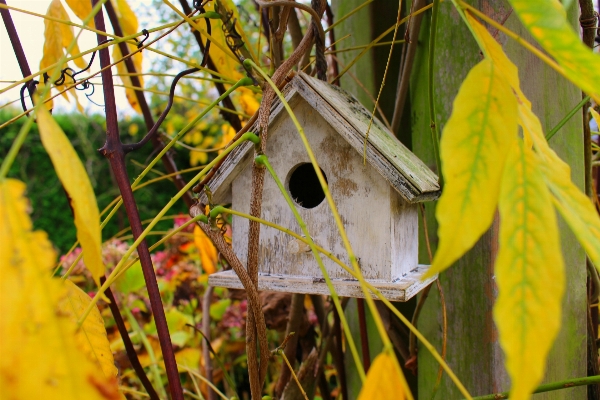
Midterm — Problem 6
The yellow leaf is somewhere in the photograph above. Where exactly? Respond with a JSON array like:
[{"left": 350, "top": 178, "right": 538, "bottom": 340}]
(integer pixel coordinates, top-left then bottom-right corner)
[
  {"left": 37, "top": 105, "right": 105, "bottom": 287},
  {"left": 591, "top": 108, "right": 600, "bottom": 130},
  {"left": 518, "top": 100, "right": 600, "bottom": 270},
  {"left": 357, "top": 352, "right": 406, "bottom": 400},
  {"left": 427, "top": 59, "right": 518, "bottom": 277},
  {"left": 495, "top": 140, "right": 565, "bottom": 400},
  {"left": 40, "top": 0, "right": 64, "bottom": 76},
  {"left": 238, "top": 89, "right": 260, "bottom": 116},
  {"left": 114, "top": 0, "right": 138, "bottom": 36},
  {"left": 64, "top": 0, "right": 95, "bottom": 27},
  {"left": 54, "top": 0, "right": 86, "bottom": 69},
  {"left": 194, "top": 225, "right": 217, "bottom": 274},
  {"left": 113, "top": 43, "right": 143, "bottom": 113},
  {"left": 36, "top": 81, "right": 54, "bottom": 111},
  {"left": 62, "top": 280, "right": 118, "bottom": 379},
  {"left": 109, "top": 0, "right": 143, "bottom": 113},
  {"left": 0, "top": 179, "right": 119, "bottom": 399},
  {"left": 507, "top": 0, "right": 600, "bottom": 103},
  {"left": 40, "top": 0, "right": 86, "bottom": 107},
  {"left": 200, "top": 1, "right": 244, "bottom": 82}
]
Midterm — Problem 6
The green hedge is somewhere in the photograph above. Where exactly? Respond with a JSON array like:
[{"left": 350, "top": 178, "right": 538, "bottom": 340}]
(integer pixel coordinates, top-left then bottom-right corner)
[{"left": 0, "top": 107, "right": 191, "bottom": 255}]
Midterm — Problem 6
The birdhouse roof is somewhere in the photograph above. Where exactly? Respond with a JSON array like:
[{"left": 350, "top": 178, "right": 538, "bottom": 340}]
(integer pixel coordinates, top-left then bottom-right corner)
[{"left": 204, "top": 72, "right": 441, "bottom": 204}]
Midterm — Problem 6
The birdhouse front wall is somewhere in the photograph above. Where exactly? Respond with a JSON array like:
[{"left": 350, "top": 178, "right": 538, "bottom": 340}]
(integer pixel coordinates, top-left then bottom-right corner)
[{"left": 230, "top": 96, "right": 419, "bottom": 282}]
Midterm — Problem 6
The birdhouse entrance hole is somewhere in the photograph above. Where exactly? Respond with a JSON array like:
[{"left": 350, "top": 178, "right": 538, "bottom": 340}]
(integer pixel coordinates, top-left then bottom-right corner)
[{"left": 287, "top": 163, "right": 328, "bottom": 209}]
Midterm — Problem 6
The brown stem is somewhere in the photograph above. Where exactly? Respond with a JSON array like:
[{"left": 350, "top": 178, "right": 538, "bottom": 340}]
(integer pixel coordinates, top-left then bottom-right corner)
[
  {"left": 390, "top": 0, "right": 427, "bottom": 135},
  {"left": 203, "top": 286, "right": 216, "bottom": 400},
  {"left": 91, "top": 3, "right": 183, "bottom": 398},
  {"left": 376, "top": 302, "right": 410, "bottom": 362},
  {"left": 356, "top": 298, "right": 371, "bottom": 372},
  {"left": 188, "top": 208, "right": 270, "bottom": 399},
  {"left": 104, "top": 0, "right": 194, "bottom": 208},
  {"left": 244, "top": 14, "right": 324, "bottom": 395},
  {"left": 275, "top": 293, "right": 306, "bottom": 397},
  {"left": 178, "top": 0, "right": 243, "bottom": 132},
  {"left": 579, "top": 0, "right": 596, "bottom": 199},
  {"left": 0, "top": 0, "right": 34, "bottom": 100},
  {"left": 333, "top": 305, "right": 348, "bottom": 400},
  {"left": 103, "top": 279, "right": 159, "bottom": 400},
  {"left": 324, "top": 4, "right": 339, "bottom": 81}
]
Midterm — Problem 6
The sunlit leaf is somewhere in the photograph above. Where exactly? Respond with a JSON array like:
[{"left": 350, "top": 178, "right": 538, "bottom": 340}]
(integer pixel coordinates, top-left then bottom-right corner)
[
  {"left": 55, "top": 0, "right": 86, "bottom": 69},
  {"left": 507, "top": 0, "right": 600, "bottom": 103},
  {"left": 0, "top": 179, "right": 119, "bottom": 399},
  {"left": 42, "top": 0, "right": 86, "bottom": 72},
  {"left": 113, "top": 43, "right": 144, "bottom": 113},
  {"left": 591, "top": 108, "right": 600, "bottom": 129},
  {"left": 64, "top": 0, "right": 95, "bottom": 27},
  {"left": 201, "top": 1, "right": 245, "bottom": 82},
  {"left": 427, "top": 59, "right": 518, "bottom": 277},
  {"left": 62, "top": 280, "right": 119, "bottom": 379},
  {"left": 40, "top": 0, "right": 65, "bottom": 75},
  {"left": 194, "top": 225, "right": 218, "bottom": 274},
  {"left": 495, "top": 140, "right": 564, "bottom": 400},
  {"left": 114, "top": 0, "right": 138, "bottom": 36},
  {"left": 518, "top": 100, "right": 600, "bottom": 270},
  {"left": 357, "top": 352, "right": 406, "bottom": 400},
  {"left": 238, "top": 89, "right": 260, "bottom": 116},
  {"left": 37, "top": 105, "right": 105, "bottom": 287},
  {"left": 110, "top": 0, "right": 143, "bottom": 113}
]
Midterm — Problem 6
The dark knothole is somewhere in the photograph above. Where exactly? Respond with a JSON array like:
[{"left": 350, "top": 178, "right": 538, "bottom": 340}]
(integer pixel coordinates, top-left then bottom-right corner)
[{"left": 287, "top": 163, "right": 328, "bottom": 209}]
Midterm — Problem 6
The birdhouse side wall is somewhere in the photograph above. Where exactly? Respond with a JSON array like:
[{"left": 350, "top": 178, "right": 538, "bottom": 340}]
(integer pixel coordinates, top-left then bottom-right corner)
[
  {"left": 391, "top": 194, "right": 419, "bottom": 280},
  {"left": 231, "top": 98, "right": 395, "bottom": 281}
]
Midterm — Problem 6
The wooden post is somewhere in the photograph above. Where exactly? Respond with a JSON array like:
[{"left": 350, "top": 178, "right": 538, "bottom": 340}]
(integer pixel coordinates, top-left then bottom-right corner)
[{"left": 411, "top": 1, "right": 587, "bottom": 398}]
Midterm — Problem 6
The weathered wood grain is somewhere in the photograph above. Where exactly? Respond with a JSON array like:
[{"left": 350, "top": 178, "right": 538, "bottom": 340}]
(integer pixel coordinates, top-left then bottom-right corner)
[
  {"left": 229, "top": 99, "right": 417, "bottom": 281},
  {"left": 203, "top": 73, "right": 441, "bottom": 205},
  {"left": 208, "top": 265, "right": 437, "bottom": 302}
]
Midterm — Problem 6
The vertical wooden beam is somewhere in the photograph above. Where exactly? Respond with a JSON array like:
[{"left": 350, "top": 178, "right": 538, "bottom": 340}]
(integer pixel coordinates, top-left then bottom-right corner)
[{"left": 411, "top": 1, "right": 586, "bottom": 398}]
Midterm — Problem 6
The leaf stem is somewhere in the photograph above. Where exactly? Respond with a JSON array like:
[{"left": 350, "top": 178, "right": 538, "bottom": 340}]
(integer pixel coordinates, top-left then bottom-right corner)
[
  {"left": 546, "top": 95, "right": 591, "bottom": 140},
  {"left": 471, "top": 374, "right": 600, "bottom": 399}
]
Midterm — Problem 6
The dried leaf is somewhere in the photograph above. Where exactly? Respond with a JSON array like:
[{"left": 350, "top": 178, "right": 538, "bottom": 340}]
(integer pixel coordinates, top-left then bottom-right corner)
[
  {"left": 0, "top": 179, "right": 119, "bottom": 399},
  {"left": 37, "top": 105, "right": 104, "bottom": 286},
  {"left": 495, "top": 140, "right": 564, "bottom": 400},
  {"left": 427, "top": 59, "right": 518, "bottom": 277}
]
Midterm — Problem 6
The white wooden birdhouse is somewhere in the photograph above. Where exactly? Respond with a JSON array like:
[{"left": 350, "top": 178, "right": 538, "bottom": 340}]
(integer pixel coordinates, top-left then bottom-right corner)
[{"left": 202, "top": 72, "right": 441, "bottom": 301}]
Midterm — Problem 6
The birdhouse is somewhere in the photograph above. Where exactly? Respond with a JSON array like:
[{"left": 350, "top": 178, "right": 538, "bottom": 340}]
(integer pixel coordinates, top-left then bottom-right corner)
[{"left": 202, "top": 72, "right": 441, "bottom": 301}]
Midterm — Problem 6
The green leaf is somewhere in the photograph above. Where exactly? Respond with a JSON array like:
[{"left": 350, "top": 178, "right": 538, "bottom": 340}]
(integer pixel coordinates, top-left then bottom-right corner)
[
  {"left": 210, "top": 298, "right": 231, "bottom": 321},
  {"left": 427, "top": 58, "right": 518, "bottom": 277},
  {"left": 115, "top": 261, "right": 145, "bottom": 295},
  {"left": 507, "top": 0, "right": 600, "bottom": 102},
  {"left": 495, "top": 140, "right": 565, "bottom": 400}
]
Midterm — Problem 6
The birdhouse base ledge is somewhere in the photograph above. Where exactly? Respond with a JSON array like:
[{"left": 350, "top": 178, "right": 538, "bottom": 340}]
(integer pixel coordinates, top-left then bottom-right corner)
[{"left": 208, "top": 265, "right": 436, "bottom": 302}]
